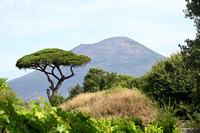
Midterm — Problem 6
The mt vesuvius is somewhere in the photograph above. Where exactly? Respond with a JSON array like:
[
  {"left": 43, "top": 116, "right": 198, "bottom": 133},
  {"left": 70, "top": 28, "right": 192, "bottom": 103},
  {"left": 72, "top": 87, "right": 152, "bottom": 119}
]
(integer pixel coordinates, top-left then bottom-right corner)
[{"left": 9, "top": 37, "right": 164, "bottom": 100}]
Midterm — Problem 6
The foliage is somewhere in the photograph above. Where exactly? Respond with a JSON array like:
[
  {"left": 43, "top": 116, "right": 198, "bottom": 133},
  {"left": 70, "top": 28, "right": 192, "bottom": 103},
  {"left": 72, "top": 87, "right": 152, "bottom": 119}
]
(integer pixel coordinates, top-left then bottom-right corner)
[
  {"left": 180, "top": 0, "right": 200, "bottom": 109},
  {"left": 92, "top": 118, "right": 114, "bottom": 133},
  {"left": 0, "top": 78, "right": 9, "bottom": 90},
  {"left": 50, "top": 93, "right": 65, "bottom": 107},
  {"left": 92, "top": 117, "right": 181, "bottom": 133},
  {"left": 158, "top": 118, "right": 176, "bottom": 133},
  {"left": 0, "top": 96, "right": 71, "bottom": 133},
  {"left": 83, "top": 68, "right": 117, "bottom": 92},
  {"left": 16, "top": 48, "right": 91, "bottom": 69},
  {"left": 93, "top": 117, "right": 165, "bottom": 133},
  {"left": 82, "top": 68, "right": 139, "bottom": 93},
  {"left": 114, "top": 74, "right": 137, "bottom": 89},
  {"left": 184, "top": 0, "right": 200, "bottom": 33},
  {"left": 66, "top": 111, "right": 97, "bottom": 133},
  {"left": 0, "top": 78, "right": 23, "bottom": 106},
  {"left": 131, "top": 117, "right": 145, "bottom": 131},
  {"left": 138, "top": 53, "right": 200, "bottom": 121},
  {"left": 112, "top": 117, "right": 143, "bottom": 133},
  {"left": 146, "top": 120, "right": 182, "bottom": 133},
  {"left": 0, "top": 78, "right": 14, "bottom": 99},
  {"left": 68, "top": 83, "right": 83, "bottom": 100},
  {"left": 93, "top": 117, "right": 145, "bottom": 133},
  {"left": 145, "top": 120, "right": 163, "bottom": 133},
  {"left": 0, "top": 94, "right": 96, "bottom": 132}
]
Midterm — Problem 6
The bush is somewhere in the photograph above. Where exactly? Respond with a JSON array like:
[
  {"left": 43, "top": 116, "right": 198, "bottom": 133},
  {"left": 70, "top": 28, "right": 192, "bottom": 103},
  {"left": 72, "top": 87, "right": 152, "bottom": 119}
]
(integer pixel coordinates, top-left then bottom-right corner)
[
  {"left": 145, "top": 120, "right": 163, "bottom": 133},
  {"left": 68, "top": 83, "right": 84, "bottom": 100},
  {"left": 50, "top": 93, "right": 65, "bottom": 107},
  {"left": 0, "top": 96, "right": 71, "bottom": 132},
  {"left": 83, "top": 68, "right": 140, "bottom": 93},
  {"left": 0, "top": 78, "right": 17, "bottom": 100},
  {"left": 158, "top": 118, "right": 176, "bottom": 133},
  {"left": 131, "top": 117, "right": 145, "bottom": 131},
  {"left": 113, "top": 74, "right": 136, "bottom": 89},
  {"left": 83, "top": 68, "right": 117, "bottom": 92},
  {"left": 92, "top": 117, "right": 144, "bottom": 133},
  {"left": 92, "top": 117, "right": 181, "bottom": 133},
  {"left": 146, "top": 120, "right": 182, "bottom": 133},
  {"left": 112, "top": 117, "right": 143, "bottom": 133},
  {"left": 67, "top": 111, "right": 97, "bottom": 133}
]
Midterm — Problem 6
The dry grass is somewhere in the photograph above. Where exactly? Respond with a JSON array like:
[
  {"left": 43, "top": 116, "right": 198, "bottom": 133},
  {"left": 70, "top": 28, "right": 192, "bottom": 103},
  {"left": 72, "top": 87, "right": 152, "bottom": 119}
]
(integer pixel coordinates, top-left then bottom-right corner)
[{"left": 59, "top": 88, "right": 157, "bottom": 124}]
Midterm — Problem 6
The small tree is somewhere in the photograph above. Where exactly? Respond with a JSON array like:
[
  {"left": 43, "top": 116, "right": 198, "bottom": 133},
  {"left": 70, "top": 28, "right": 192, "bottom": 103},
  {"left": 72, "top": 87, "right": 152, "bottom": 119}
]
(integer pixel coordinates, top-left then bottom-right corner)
[
  {"left": 68, "top": 83, "right": 84, "bottom": 99},
  {"left": 83, "top": 68, "right": 117, "bottom": 92},
  {"left": 16, "top": 48, "right": 91, "bottom": 101}
]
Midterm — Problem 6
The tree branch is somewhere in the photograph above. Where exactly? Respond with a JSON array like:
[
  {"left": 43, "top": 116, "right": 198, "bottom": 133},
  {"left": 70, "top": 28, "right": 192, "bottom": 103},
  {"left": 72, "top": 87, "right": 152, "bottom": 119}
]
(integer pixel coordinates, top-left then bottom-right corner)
[
  {"left": 64, "top": 66, "right": 75, "bottom": 80},
  {"left": 37, "top": 65, "right": 60, "bottom": 80},
  {"left": 43, "top": 71, "right": 54, "bottom": 91},
  {"left": 35, "top": 68, "right": 43, "bottom": 72},
  {"left": 51, "top": 66, "right": 59, "bottom": 80},
  {"left": 56, "top": 65, "right": 63, "bottom": 77}
]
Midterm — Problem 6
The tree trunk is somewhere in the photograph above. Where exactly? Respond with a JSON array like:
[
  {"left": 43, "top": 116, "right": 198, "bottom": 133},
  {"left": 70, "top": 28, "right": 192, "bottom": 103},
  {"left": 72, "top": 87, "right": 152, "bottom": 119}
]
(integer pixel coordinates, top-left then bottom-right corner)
[
  {"left": 46, "top": 80, "right": 63, "bottom": 102},
  {"left": 44, "top": 66, "right": 75, "bottom": 103},
  {"left": 46, "top": 89, "right": 51, "bottom": 101}
]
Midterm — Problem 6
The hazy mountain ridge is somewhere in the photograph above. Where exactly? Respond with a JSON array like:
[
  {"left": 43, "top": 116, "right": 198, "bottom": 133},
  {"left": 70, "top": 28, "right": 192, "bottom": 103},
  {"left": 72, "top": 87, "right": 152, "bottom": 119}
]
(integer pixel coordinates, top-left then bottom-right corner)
[{"left": 9, "top": 37, "right": 164, "bottom": 100}]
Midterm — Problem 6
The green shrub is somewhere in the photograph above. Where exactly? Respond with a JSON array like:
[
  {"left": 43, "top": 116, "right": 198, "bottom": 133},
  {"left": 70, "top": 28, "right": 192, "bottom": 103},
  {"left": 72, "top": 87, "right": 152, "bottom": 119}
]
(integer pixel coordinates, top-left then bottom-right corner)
[
  {"left": 145, "top": 120, "right": 163, "bottom": 133},
  {"left": 0, "top": 96, "right": 71, "bottom": 133},
  {"left": 66, "top": 111, "right": 97, "bottom": 133},
  {"left": 50, "top": 93, "right": 65, "bottom": 107},
  {"left": 113, "top": 74, "right": 136, "bottom": 89},
  {"left": 0, "top": 78, "right": 24, "bottom": 109},
  {"left": 92, "top": 117, "right": 144, "bottom": 133},
  {"left": 92, "top": 118, "right": 113, "bottom": 133},
  {"left": 0, "top": 78, "right": 17, "bottom": 100},
  {"left": 158, "top": 118, "right": 176, "bottom": 133},
  {"left": 112, "top": 117, "right": 143, "bottom": 133},
  {"left": 68, "top": 83, "right": 84, "bottom": 100},
  {"left": 146, "top": 119, "right": 182, "bottom": 133},
  {"left": 131, "top": 117, "right": 145, "bottom": 131},
  {"left": 83, "top": 68, "right": 117, "bottom": 92},
  {"left": 83, "top": 68, "right": 139, "bottom": 93}
]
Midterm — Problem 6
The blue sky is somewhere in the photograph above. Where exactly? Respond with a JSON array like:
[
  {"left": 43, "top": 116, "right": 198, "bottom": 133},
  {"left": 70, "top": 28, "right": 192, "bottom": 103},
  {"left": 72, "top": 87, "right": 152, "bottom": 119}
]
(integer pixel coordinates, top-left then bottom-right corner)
[{"left": 0, "top": 0, "right": 197, "bottom": 80}]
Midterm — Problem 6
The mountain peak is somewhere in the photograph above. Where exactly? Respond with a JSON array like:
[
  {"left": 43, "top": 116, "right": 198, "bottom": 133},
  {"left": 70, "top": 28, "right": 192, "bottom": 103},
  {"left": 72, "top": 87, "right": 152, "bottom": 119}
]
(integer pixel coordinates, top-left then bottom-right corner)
[
  {"left": 95, "top": 36, "right": 138, "bottom": 46},
  {"left": 72, "top": 36, "right": 162, "bottom": 60}
]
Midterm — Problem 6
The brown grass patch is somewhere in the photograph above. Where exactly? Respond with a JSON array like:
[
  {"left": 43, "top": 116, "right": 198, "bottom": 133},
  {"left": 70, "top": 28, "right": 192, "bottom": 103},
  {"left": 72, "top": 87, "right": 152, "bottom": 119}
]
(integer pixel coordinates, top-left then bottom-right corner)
[{"left": 59, "top": 88, "right": 157, "bottom": 124}]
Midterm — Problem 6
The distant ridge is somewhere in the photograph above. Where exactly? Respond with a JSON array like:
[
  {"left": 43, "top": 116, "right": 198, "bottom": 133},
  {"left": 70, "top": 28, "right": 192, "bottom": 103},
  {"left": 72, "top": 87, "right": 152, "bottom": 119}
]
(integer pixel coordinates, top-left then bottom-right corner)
[{"left": 9, "top": 37, "right": 164, "bottom": 100}]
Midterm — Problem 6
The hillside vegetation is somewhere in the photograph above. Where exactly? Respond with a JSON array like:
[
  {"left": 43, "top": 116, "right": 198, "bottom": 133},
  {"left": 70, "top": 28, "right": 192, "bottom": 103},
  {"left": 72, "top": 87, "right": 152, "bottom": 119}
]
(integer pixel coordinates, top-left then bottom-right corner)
[
  {"left": 60, "top": 88, "right": 156, "bottom": 125},
  {"left": 0, "top": 78, "right": 182, "bottom": 133}
]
